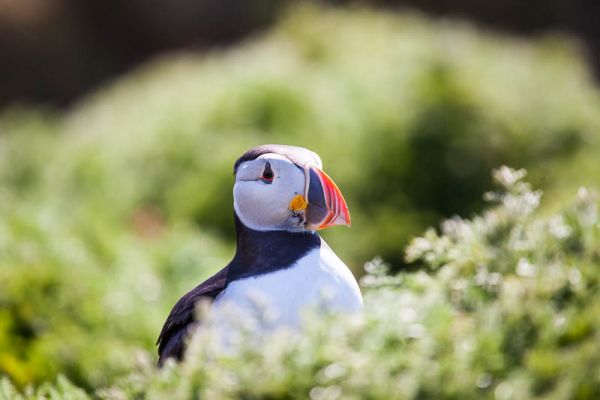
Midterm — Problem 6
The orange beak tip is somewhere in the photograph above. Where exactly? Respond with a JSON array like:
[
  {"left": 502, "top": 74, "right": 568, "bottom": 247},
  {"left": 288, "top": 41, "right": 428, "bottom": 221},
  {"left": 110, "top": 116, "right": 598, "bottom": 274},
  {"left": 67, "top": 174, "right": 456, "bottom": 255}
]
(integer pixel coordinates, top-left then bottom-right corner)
[{"left": 308, "top": 167, "right": 352, "bottom": 231}]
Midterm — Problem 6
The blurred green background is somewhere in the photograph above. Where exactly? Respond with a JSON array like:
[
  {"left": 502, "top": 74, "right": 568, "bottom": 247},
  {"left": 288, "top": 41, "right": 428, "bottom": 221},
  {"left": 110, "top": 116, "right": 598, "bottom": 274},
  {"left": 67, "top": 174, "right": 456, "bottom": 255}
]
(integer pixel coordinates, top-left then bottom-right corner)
[{"left": 1, "top": 1, "right": 600, "bottom": 396}]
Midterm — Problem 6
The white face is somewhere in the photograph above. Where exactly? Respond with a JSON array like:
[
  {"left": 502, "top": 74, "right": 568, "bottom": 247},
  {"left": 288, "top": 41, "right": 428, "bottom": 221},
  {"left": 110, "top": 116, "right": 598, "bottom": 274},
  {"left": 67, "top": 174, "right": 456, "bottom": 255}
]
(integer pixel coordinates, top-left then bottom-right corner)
[{"left": 234, "top": 154, "right": 306, "bottom": 231}]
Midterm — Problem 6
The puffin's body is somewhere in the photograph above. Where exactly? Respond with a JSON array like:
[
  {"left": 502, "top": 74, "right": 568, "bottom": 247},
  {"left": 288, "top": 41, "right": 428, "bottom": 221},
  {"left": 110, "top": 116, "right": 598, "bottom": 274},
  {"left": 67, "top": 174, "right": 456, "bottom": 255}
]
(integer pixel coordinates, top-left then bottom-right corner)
[
  {"left": 214, "top": 231, "right": 362, "bottom": 329},
  {"left": 157, "top": 144, "right": 362, "bottom": 366}
]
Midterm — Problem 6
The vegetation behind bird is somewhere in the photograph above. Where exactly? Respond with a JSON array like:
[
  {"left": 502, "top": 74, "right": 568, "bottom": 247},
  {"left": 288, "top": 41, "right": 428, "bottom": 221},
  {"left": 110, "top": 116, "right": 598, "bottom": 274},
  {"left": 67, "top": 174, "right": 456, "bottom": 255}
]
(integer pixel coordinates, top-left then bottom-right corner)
[{"left": 1, "top": 5, "right": 600, "bottom": 395}]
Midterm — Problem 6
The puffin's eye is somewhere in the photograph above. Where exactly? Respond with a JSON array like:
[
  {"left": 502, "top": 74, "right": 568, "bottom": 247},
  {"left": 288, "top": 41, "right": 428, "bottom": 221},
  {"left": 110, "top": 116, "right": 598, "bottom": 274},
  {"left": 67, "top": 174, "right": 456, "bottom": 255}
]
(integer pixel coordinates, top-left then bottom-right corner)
[{"left": 261, "top": 162, "right": 274, "bottom": 184}]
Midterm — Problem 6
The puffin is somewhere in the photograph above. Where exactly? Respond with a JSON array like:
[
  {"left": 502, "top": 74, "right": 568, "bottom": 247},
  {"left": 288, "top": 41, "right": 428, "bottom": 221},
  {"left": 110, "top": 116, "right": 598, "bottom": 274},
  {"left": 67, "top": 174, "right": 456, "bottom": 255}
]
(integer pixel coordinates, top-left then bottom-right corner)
[{"left": 157, "top": 144, "right": 363, "bottom": 366}]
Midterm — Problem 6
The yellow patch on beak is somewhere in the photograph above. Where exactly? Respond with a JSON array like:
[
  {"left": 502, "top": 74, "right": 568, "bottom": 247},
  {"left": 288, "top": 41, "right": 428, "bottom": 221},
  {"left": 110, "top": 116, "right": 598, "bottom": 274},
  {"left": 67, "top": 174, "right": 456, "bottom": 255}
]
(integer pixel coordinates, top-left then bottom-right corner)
[{"left": 289, "top": 194, "right": 308, "bottom": 212}]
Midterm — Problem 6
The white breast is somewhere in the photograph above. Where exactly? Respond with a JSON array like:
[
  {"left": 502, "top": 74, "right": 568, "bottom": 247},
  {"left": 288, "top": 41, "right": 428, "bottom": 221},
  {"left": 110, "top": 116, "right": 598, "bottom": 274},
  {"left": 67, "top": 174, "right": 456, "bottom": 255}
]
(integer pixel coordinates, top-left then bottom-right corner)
[{"left": 212, "top": 243, "right": 362, "bottom": 330}]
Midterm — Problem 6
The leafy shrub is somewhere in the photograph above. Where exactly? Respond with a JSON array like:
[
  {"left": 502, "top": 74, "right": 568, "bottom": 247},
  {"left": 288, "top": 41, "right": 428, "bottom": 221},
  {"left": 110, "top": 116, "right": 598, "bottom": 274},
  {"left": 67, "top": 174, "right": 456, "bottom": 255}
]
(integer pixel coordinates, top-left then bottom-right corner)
[
  {"left": 0, "top": 376, "right": 90, "bottom": 400},
  {"left": 2, "top": 4, "right": 600, "bottom": 394},
  {"left": 99, "top": 168, "right": 599, "bottom": 399},
  {"left": 5, "top": 167, "right": 596, "bottom": 399}
]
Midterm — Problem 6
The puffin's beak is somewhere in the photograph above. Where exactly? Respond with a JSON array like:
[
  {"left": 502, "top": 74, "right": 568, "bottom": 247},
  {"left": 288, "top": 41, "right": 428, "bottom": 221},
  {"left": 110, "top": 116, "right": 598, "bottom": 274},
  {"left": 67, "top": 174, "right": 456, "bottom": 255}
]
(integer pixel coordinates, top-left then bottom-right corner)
[{"left": 305, "top": 167, "right": 351, "bottom": 230}]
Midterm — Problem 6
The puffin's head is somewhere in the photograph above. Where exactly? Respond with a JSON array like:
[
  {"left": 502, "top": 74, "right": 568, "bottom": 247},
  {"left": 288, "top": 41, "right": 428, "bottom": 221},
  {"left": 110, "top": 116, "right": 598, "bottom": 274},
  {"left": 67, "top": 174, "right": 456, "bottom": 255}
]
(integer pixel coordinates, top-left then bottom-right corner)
[{"left": 233, "top": 144, "right": 350, "bottom": 232}]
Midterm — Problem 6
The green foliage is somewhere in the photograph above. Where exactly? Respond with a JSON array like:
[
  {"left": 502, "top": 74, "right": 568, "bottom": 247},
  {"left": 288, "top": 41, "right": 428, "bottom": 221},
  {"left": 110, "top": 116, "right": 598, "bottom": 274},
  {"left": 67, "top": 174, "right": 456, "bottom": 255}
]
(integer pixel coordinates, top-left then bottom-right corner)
[
  {"left": 5, "top": 5, "right": 597, "bottom": 268},
  {"left": 0, "top": 376, "right": 90, "bottom": 400},
  {"left": 18, "top": 167, "right": 597, "bottom": 399},
  {"left": 2, "top": 4, "right": 600, "bottom": 397}
]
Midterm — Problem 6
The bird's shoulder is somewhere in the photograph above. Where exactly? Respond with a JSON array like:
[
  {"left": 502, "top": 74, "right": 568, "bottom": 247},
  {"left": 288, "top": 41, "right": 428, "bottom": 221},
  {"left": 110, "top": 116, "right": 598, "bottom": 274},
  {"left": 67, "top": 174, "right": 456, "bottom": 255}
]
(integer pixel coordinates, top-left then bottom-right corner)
[{"left": 156, "top": 266, "right": 228, "bottom": 365}]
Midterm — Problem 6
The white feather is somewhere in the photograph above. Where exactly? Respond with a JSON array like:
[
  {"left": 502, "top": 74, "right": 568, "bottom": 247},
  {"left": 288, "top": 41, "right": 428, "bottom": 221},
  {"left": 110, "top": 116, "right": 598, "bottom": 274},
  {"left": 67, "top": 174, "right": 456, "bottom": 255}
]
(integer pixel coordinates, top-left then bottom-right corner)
[{"left": 212, "top": 243, "right": 362, "bottom": 329}]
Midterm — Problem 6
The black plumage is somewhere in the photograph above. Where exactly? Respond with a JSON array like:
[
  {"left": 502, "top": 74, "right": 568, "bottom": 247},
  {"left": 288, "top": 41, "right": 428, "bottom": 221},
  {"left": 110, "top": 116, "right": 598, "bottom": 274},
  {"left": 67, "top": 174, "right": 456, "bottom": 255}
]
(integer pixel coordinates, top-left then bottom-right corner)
[
  {"left": 156, "top": 267, "right": 228, "bottom": 366},
  {"left": 233, "top": 144, "right": 321, "bottom": 174}
]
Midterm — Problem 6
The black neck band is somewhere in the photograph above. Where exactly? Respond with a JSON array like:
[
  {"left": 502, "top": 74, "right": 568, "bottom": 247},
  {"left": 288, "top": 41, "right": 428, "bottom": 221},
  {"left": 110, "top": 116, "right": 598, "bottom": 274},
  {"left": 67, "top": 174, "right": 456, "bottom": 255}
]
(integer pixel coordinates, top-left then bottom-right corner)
[{"left": 226, "top": 213, "right": 321, "bottom": 283}]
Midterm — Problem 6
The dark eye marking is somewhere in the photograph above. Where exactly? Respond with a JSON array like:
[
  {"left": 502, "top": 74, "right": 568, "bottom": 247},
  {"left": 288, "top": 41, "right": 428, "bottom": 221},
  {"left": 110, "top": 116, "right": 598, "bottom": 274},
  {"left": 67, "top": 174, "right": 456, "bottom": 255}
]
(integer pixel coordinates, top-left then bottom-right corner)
[{"left": 261, "top": 162, "right": 274, "bottom": 184}]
